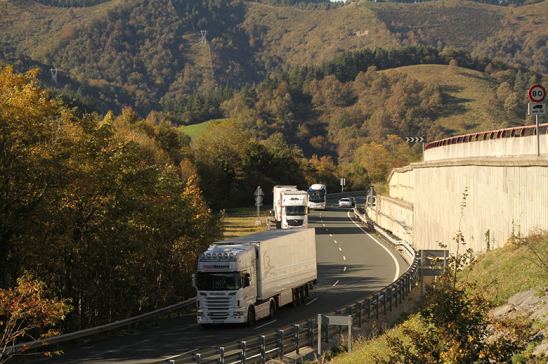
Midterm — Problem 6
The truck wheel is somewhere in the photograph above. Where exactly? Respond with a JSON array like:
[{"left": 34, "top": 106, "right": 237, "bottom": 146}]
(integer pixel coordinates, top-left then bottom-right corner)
[
  {"left": 247, "top": 307, "right": 256, "bottom": 326},
  {"left": 304, "top": 284, "right": 309, "bottom": 298},
  {"left": 292, "top": 289, "right": 298, "bottom": 307},
  {"left": 269, "top": 301, "right": 276, "bottom": 319}
]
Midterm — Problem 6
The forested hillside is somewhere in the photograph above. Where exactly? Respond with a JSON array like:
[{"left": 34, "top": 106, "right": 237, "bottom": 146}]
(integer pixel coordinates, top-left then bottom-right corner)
[{"left": 1, "top": 0, "right": 546, "bottom": 120}]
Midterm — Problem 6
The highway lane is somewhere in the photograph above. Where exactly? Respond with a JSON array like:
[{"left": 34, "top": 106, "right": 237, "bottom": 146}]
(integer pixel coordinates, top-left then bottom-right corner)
[{"left": 39, "top": 196, "right": 407, "bottom": 364}]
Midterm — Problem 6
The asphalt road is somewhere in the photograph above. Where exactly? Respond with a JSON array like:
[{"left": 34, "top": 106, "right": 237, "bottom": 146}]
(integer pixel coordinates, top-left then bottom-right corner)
[{"left": 38, "top": 195, "right": 407, "bottom": 364}]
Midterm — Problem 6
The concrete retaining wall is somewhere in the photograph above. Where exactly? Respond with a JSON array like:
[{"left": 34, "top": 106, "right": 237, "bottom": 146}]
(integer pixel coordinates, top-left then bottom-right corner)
[
  {"left": 388, "top": 158, "right": 548, "bottom": 254},
  {"left": 424, "top": 134, "right": 548, "bottom": 161},
  {"left": 366, "top": 196, "right": 413, "bottom": 244}
]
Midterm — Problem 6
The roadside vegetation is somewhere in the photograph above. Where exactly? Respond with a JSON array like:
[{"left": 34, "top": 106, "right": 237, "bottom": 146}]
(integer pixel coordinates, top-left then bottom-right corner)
[
  {"left": 222, "top": 207, "right": 272, "bottom": 239},
  {"left": 330, "top": 232, "right": 548, "bottom": 363}
]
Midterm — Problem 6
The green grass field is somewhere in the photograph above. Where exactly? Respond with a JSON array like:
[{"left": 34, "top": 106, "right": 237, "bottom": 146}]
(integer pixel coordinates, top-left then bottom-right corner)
[
  {"left": 222, "top": 207, "right": 272, "bottom": 239},
  {"left": 181, "top": 119, "right": 228, "bottom": 140}
]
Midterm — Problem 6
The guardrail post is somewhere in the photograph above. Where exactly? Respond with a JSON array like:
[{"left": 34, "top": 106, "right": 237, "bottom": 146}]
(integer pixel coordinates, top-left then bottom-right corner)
[
  {"left": 294, "top": 324, "right": 300, "bottom": 355},
  {"left": 389, "top": 287, "right": 393, "bottom": 312},
  {"left": 240, "top": 341, "right": 247, "bottom": 364},
  {"left": 400, "top": 280, "right": 404, "bottom": 304},
  {"left": 358, "top": 301, "right": 363, "bottom": 328},
  {"left": 218, "top": 346, "right": 225, "bottom": 364},
  {"left": 375, "top": 294, "right": 379, "bottom": 320},
  {"left": 336, "top": 309, "right": 343, "bottom": 337},
  {"left": 277, "top": 329, "right": 284, "bottom": 359},
  {"left": 194, "top": 353, "right": 201, "bottom": 364},
  {"left": 308, "top": 319, "right": 315, "bottom": 347},
  {"left": 323, "top": 318, "right": 329, "bottom": 343},
  {"left": 367, "top": 297, "right": 371, "bottom": 320},
  {"left": 383, "top": 292, "right": 387, "bottom": 315},
  {"left": 260, "top": 335, "right": 266, "bottom": 363}
]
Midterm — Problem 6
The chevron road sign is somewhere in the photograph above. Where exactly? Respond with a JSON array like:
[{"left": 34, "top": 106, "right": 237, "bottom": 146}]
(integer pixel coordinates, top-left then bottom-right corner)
[{"left": 405, "top": 136, "right": 424, "bottom": 143}]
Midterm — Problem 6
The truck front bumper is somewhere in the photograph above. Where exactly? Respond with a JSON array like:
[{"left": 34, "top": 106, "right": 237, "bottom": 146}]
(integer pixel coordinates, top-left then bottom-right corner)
[{"left": 197, "top": 310, "right": 247, "bottom": 324}]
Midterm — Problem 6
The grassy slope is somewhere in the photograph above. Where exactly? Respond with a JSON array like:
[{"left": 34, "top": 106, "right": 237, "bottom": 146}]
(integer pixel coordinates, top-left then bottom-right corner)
[
  {"left": 370, "top": 0, "right": 505, "bottom": 49},
  {"left": 464, "top": 233, "right": 548, "bottom": 306},
  {"left": 330, "top": 233, "right": 548, "bottom": 363},
  {"left": 384, "top": 64, "right": 506, "bottom": 134},
  {"left": 181, "top": 119, "right": 229, "bottom": 140},
  {"left": 243, "top": 1, "right": 398, "bottom": 66}
]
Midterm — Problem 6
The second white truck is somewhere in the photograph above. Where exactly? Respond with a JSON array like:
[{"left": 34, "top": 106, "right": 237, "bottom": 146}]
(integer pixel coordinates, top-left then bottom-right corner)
[
  {"left": 272, "top": 185, "right": 309, "bottom": 229},
  {"left": 194, "top": 228, "right": 317, "bottom": 326}
]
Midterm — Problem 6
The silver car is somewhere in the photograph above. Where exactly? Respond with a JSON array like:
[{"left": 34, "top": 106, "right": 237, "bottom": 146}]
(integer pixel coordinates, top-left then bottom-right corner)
[{"left": 338, "top": 198, "right": 352, "bottom": 207}]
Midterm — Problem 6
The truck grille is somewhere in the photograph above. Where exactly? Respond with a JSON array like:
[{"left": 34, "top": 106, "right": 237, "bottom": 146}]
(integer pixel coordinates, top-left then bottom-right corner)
[
  {"left": 287, "top": 219, "right": 304, "bottom": 226},
  {"left": 205, "top": 296, "right": 230, "bottom": 310}
]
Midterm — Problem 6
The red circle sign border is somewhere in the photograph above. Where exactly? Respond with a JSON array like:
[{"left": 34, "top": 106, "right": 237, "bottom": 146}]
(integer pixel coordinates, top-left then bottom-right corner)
[{"left": 528, "top": 84, "right": 546, "bottom": 102}]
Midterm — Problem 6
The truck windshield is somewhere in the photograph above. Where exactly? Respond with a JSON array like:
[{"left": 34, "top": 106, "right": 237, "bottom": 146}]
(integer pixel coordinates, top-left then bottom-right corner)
[
  {"left": 285, "top": 206, "right": 306, "bottom": 216},
  {"left": 195, "top": 272, "right": 241, "bottom": 291},
  {"left": 308, "top": 189, "right": 326, "bottom": 202}
]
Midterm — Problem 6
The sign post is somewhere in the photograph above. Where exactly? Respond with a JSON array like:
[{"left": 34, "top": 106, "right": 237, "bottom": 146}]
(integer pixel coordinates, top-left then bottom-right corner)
[
  {"left": 528, "top": 84, "right": 546, "bottom": 156},
  {"left": 340, "top": 178, "right": 346, "bottom": 193},
  {"left": 254, "top": 186, "right": 264, "bottom": 225}
]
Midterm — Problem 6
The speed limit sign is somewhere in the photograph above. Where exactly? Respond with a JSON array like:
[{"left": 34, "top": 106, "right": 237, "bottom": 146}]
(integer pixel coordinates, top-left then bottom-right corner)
[{"left": 528, "top": 84, "right": 546, "bottom": 102}]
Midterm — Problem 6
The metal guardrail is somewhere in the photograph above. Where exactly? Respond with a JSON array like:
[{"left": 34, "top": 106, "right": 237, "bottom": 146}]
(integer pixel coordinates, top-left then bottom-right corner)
[
  {"left": 424, "top": 123, "right": 548, "bottom": 151},
  {"left": 10, "top": 297, "right": 196, "bottom": 353},
  {"left": 354, "top": 208, "right": 415, "bottom": 265},
  {"left": 165, "top": 217, "right": 420, "bottom": 364}
]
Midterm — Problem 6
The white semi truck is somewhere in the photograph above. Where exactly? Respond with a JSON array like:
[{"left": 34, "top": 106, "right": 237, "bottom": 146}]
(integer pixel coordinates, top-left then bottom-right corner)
[
  {"left": 194, "top": 228, "right": 317, "bottom": 326},
  {"left": 272, "top": 185, "right": 309, "bottom": 229}
]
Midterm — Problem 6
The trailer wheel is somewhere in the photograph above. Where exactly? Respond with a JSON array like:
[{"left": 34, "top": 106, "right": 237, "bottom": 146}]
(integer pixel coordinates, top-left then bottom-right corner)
[
  {"left": 292, "top": 288, "right": 298, "bottom": 307},
  {"left": 247, "top": 306, "right": 256, "bottom": 326},
  {"left": 269, "top": 301, "right": 276, "bottom": 319},
  {"left": 304, "top": 284, "right": 309, "bottom": 298}
]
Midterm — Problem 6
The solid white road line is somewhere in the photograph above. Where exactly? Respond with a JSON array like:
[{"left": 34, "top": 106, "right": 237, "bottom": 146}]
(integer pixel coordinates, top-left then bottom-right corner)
[
  {"left": 347, "top": 211, "right": 400, "bottom": 282},
  {"left": 332, "top": 280, "right": 339, "bottom": 287},
  {"left": 162, "top": 348, "right": 199, "bottom": 361},
  {"left": 305, "top": 297, "right": 319, "bottom": 306},
  {"left": 255, "top": 320, "right": 277, "bottom": 330}
]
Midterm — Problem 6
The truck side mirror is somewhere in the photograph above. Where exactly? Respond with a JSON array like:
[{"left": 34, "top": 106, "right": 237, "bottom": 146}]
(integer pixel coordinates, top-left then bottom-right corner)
[
  {"left": 244, "top": 273, "right": 251, "bottom": 287},
  {"left": 191, "top": 273, "right": 196, "bottom": 288}
]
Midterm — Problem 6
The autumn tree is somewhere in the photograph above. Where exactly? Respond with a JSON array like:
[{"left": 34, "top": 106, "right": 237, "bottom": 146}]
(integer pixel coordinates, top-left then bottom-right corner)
[{"left": 0, "top": 274, "right": 71, "bottom": 363}]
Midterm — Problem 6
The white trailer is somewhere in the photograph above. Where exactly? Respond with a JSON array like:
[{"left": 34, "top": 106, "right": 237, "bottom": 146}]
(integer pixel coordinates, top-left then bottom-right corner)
[{"left": 194, "top": 228, "right": 317, "bottom": 326}]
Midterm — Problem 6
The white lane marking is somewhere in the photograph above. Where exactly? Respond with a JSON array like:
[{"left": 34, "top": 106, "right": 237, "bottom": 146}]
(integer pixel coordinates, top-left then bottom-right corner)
[
  {"left": 347, "top": 211, "right": 400, "bottom": 282},
  {"left": 343, "top": 255, "right": 346, "bottom": 261},
  {"left": 305, "top": 297, "right": 319, "bottom": 306},
  {"left": 332, "top": 280, "right": 339, "bottom": 287},
  {"left": 338, "top": 247, "right": 342, "bottom": 252},
  {"left": 162, "top": 348, "right": 199, "bottom": 361},
  {"left": 329, "top": 234, "right": 333, "bottom": 237},
  {"left": 333, "top": 240, "right": 338, "bottom": 244},
  {"left": 255, "top": 320, "right": 277, "bottom": 330},
  {"left": 343, "top": 266, "right": 347, "bottom": 272},
  {"left": 322, "top": 223, "right": 326, "bottom": 227}
]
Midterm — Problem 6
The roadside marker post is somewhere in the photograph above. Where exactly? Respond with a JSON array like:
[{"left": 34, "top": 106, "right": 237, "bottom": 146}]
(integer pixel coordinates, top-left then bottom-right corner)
[{"left": 254, "top": 186, "right": 264, "bottom": 225}]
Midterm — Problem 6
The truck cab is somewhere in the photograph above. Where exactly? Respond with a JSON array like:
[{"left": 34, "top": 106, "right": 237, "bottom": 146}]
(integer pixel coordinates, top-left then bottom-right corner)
[
  {"left": 281, "top": 190, "right": 308, "bottom": 229},
  {"left": 195, "top": 244, "right": 258, "bottom": 325}
]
